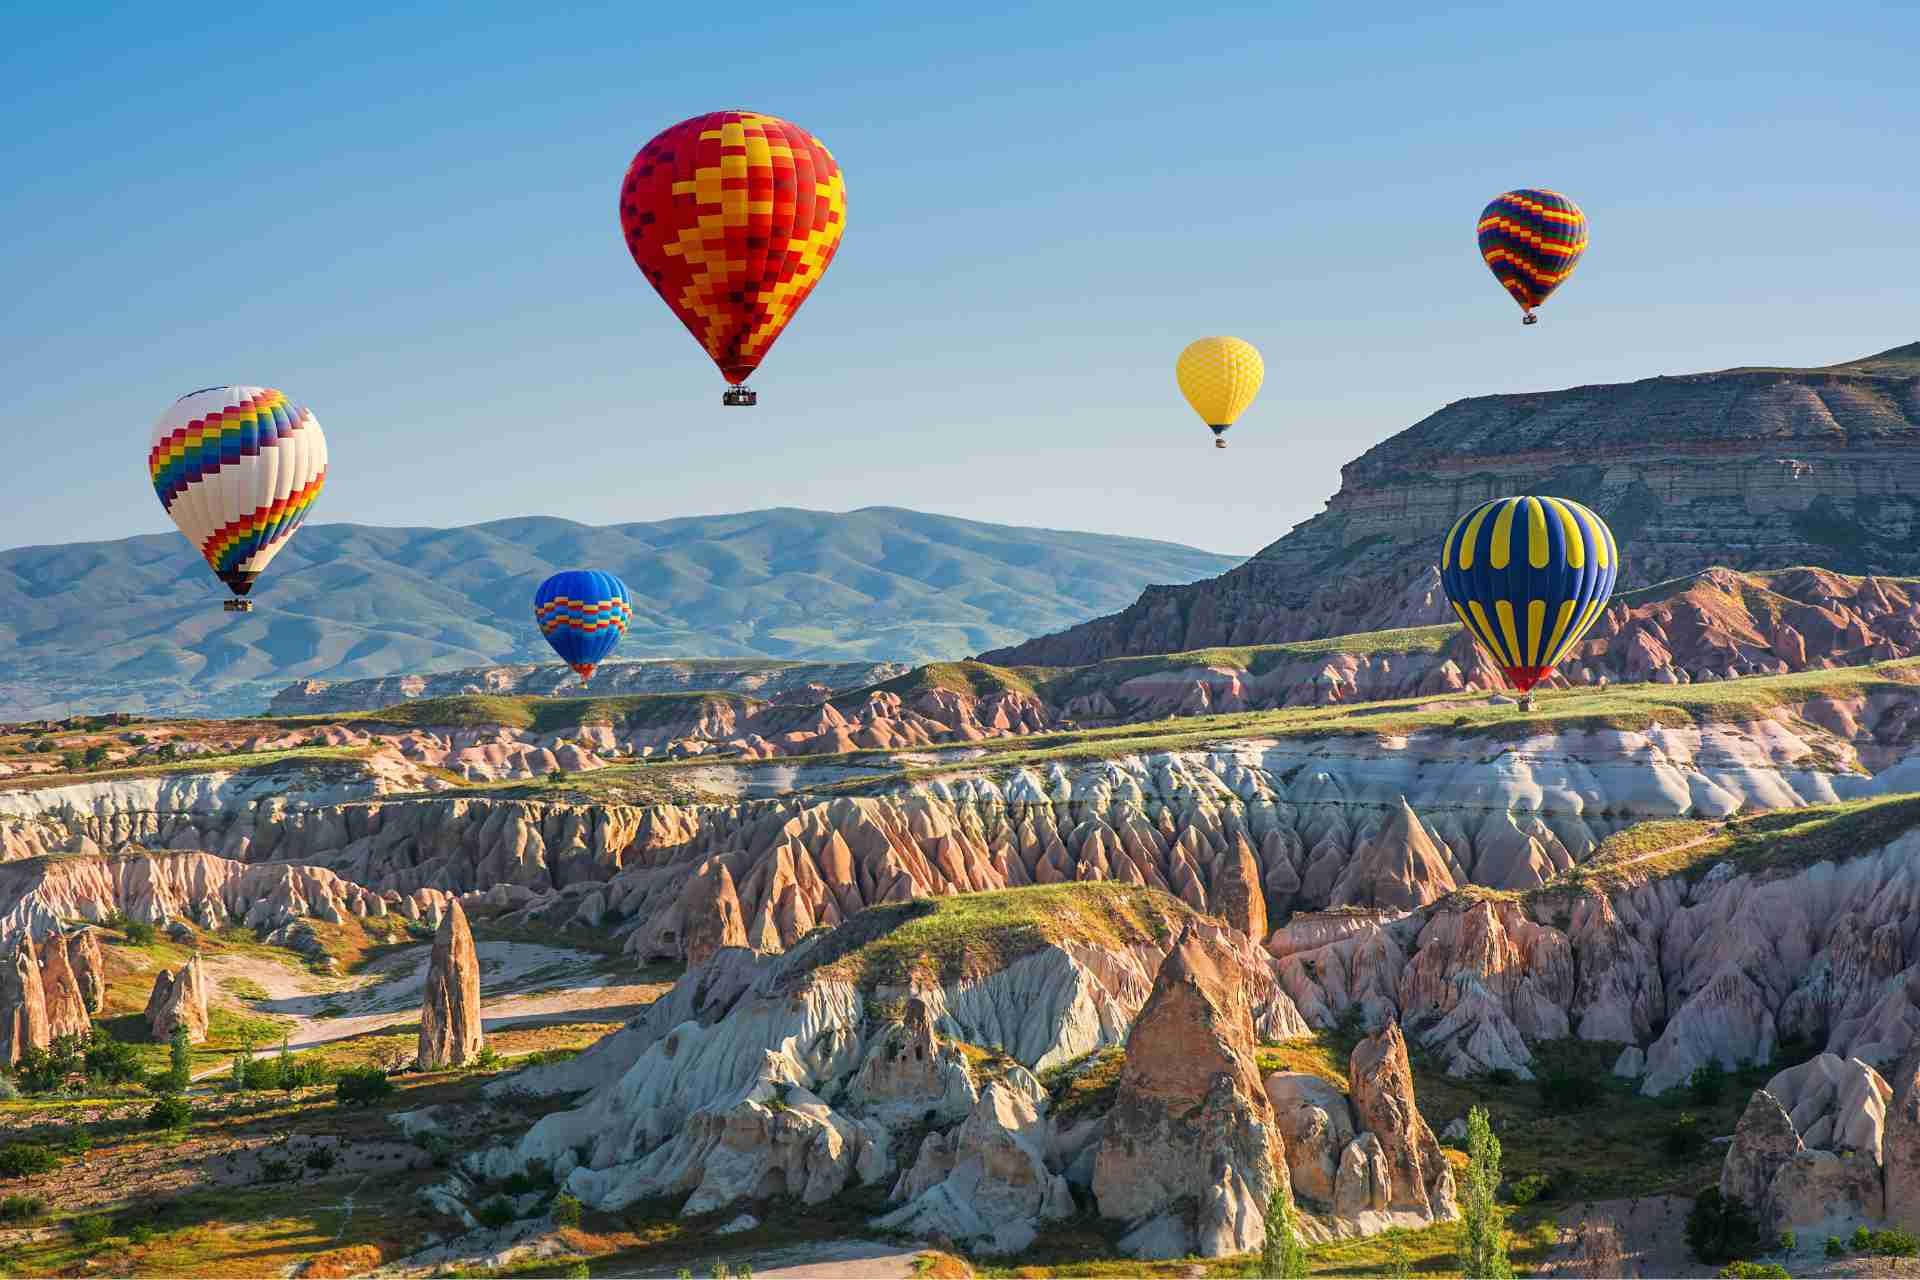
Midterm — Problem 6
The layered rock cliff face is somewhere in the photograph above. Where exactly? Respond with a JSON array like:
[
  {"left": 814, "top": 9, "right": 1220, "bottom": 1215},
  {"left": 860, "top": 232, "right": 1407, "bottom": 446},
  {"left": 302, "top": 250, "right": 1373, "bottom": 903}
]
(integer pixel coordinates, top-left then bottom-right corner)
[
  {"left": 269, "top": 659, "right": 909, "bottom": 716},
  {"left": 0, "top": 850, "right": 452, "bottom": 948},
  {"left": 985, "top": 343, "right": 1920, "bottom": 666}
]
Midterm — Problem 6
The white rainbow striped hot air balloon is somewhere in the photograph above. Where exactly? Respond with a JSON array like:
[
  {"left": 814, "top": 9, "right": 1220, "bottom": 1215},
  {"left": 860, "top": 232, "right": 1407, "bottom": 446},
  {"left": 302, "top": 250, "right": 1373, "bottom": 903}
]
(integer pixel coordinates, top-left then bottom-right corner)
[{"left": 147, "top": 386, "right": 328, "bottom": 612}]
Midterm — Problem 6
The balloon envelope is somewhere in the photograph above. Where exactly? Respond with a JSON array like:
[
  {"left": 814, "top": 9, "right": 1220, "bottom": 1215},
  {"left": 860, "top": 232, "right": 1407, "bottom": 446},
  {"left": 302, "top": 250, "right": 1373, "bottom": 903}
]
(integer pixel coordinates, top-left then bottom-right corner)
[
  {"left": 1440, "top": 496, "right": 1617, "bottom": 692},
  {"left": 1175, "top": 337, "right": 1265, "bottom": 439},
  {"left": 147, "top": 386, "right": 327, "bottom": 597},
  {"left": 1477, "top": 189, "right": 1588, "bottom": 315},
  {"left": 619, "top": 110, "right": 847, "bottom": 385},
  {"left": 534, "top": 570, "right": 633, "bottom": 683}
]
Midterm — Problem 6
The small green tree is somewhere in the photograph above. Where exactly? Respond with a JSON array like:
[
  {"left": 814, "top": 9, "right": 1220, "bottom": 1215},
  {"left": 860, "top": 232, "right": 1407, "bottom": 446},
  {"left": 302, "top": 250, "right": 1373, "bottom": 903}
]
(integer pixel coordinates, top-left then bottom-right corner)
[
  {"left": 277, "top": 1037, "right": 297, "bottom": 1094},
  {"left": 1385, "top": 1234, "right": 1413, "bottom": 1279},
  {"left": 163, "top": 1023, "right": 192, "bottom": 1093},
  {"left": 1260, "top": 1184, "right": 1308, "bottom": 1278},
  {"left": 231, "top": 1030, "right": 256, "bottom": 1094},
  {"left": 82, "top": 744, "right": 110, "bottom": 767},
  {"left": 1460, "top": 1105, "right": 1514, "bottom": 1279}
]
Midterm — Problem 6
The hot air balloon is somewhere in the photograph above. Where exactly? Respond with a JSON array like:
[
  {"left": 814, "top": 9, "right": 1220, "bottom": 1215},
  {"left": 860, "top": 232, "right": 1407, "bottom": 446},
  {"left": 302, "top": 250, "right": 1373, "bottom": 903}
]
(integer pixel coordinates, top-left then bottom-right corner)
[
  {"left": 148, "top": 386, "right": 328, "bottom": 613},
  {"left": 1176, "top": 337, "right": 1264, "bottom": 448},
  {"left": 1477, "top": 189, "right": 1588, "bottom": 324},
  {"left": 1440, "top": 496, "right": 1617, "bottom": 703},
  {"left": 619, "top": 110, "right": 847, "bottom": 406},
  {"left": 534, "top": 571, "right": 633, "bottom": 685}
]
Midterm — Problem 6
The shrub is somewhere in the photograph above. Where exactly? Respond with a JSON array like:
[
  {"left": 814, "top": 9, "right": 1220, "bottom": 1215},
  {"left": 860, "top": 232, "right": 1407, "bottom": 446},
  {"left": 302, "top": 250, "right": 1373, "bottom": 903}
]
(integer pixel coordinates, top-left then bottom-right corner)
[
  {"left": 0, "top": 1075, "right": 17, "bottom": 1101},
  {"left": 1853, "top": 1226, "right": 1873, "bottom": 1251},
  {"left": 1486, "top": 1067, "right": 1519, "bottom": 1087},
  {"left": 128, "top": 1222, "right": 157, "bottom": 1245},
  {"left": 502, "top": 1161, "right": 552, "bottom": 1196},
  {"left": 1826, "top": 1237, "right": 1847, "bottom": 1258},
  {"left": 1859, "top": 1229, "right": 1919, "bottom": 1257},
  {"left": 563, "top": 1263, "right": 590, "bottom": 1279},
  {"left": 1689, "top": 1060, "right": 1728, "bottom": 1106},
  {"left": 1664, "top": 1112, "right": 1708, "bottom": 1159},
  {"left": 0, "top": 1143, "right": 58, "bottom": 1178},
  {"left": 1537, "top": 1070, "right": 1593, "bottom": 1114},
  {"left": 122, "top": 919, "right": 158, "bottom": 946},
  {"left": 472, "top": 1044, "right": 503, "bottom": 1072},
  {"left": 63, "top": 1129, "right": 93, "bottom": 1157},
  {"left": 335, "top": 1067, "right": 395, "bottom": 1106},
  {"left": 60, "top": 751, "right": 85, "bottom": 771},
  {"left": 84, "top": 1031, "right": 144, "bottom": 1085},
  {"left": 1687, "top": 1188, "right": 1763, "bottom": 1265},
  {"left": 70, "top": 1213, "right": 113, "bottom": 1245},
  {"left": 553, "top": 1192, "right": 583, "bottom": 1228},
  {"left": 0, "top": 1193, "right": 46, "bottom": 1222},
  {"left": 258, "top": 1156, "right": 296, "bottom": 1182},
  {"left": 1777, "top": 1230, "right": 1795, "bottom": 1252},
  {"left": 83, "top": 744, "right": 109, "bottom": 767},
  {"left": 16, "top": 1034, "right": 88, "bottom": 1092},
  {"left": 145, "top": 1097, "right": 192, "bottom": 1130},
  {"left": 1716, "top": 1264, "right": 1788, "bottom": 1279},
  {"left": 475, "top": 1197, "right": 516, "bottom": 1229},
  {"left": 305, "top": 1146, "right": 338, "bottom": 1172},
  {"left": 1504, "top": 1171, "right": 1548, "bottom": 1206}
]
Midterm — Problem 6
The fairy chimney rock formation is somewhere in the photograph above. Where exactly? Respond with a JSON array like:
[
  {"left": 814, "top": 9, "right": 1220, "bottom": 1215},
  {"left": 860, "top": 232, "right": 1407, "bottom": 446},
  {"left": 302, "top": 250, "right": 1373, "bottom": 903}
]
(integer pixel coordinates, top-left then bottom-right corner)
[
  {"left": 66, "top": 929, "right": 106, "bottom": 1014},
  {"left": 38, "top": 933, "right": 90, "bottom": 1040},
  {"left": 1092, "top": 924, "right": 1286, "bottom": 1259},
  {"left": 146, "top": 955, "right": 210, "bottom": 1044},
  {"left": 1, "top": 937, "right": 51, "bottom": 1064},
  {"left": 681, "top": 859, "right": 751, "bottom": 967},
  {"left": 418, "top": 898, "right": 484, "bottom": 1069},
  {"left": 1348, "top": 1021, "right": 1458, "bottom": 1220}
]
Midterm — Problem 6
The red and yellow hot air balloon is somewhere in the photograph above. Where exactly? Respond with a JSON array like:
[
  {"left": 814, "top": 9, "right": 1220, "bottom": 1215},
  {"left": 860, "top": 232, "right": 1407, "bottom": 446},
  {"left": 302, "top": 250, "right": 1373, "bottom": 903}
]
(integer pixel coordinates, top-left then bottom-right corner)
[
  {"left": 1476, "top": 189, "right": 1588, "bottom": 325},
  {"left": 619, "top": 110, "right": 847, "bottom": 405}
]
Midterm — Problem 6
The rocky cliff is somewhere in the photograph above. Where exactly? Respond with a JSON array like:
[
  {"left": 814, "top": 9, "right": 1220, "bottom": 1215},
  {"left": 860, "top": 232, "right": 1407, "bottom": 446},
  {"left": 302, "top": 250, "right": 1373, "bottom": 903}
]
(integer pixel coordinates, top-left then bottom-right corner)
[{"left": 985, "top": 343, "right": 1920, "bottom": 666}]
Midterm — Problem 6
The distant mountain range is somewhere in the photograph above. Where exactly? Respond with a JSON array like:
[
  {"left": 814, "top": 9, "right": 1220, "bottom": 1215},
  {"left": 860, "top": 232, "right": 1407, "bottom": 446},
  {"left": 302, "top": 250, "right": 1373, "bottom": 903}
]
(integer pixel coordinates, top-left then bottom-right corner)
[
  {"left": 988, "top": 340, "right": 1920, "bottom": 665},
  {"left": 0, "top": 507, "right": 1239, "bottom": 719}
]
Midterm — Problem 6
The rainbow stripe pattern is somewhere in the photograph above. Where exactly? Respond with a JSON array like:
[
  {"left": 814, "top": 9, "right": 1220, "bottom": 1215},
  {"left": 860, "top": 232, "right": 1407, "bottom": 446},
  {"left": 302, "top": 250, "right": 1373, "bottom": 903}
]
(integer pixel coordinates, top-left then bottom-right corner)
[
  {"left": 148, "top": 386, "right": 327, "bottom": 595},
  {"left": 1440, "top": 495, "right": 1618, "bottom": 693},
  {"left": 533, "top": 570, "right": 633, "bottom": 682},
  {"left": 1477, "top": 189, "right": 1588, "bottom": 313}
]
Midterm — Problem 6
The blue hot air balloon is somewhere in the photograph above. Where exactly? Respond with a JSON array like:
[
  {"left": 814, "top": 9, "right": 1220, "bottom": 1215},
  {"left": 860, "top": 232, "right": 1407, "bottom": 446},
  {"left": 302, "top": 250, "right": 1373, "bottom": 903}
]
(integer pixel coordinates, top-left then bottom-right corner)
[
  {"left": 533, "top": 570, "right": 633, "bottom": 685},
  {"left": 1440, "top": 496, "right": 1618, "bottom": 694}
]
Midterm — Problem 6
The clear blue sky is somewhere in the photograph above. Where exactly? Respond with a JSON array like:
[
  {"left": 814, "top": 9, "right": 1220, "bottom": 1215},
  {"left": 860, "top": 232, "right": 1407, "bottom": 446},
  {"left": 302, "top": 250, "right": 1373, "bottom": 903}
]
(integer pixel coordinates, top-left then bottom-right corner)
[{"left": 4, "top": 0, "right": 1915, "bottom": 557}]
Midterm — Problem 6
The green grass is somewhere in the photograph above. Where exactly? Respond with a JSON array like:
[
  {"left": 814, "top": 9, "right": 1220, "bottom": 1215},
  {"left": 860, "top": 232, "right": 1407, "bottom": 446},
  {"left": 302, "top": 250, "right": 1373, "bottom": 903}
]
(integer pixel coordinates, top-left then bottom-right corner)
[
  {"left": 831, "top": 660, "right": 1051, "bottom": 707},
  {"left": 1039, "top": 1047, "right": 1129, "bottom": 1125},
  {"left": 346, "top": 691, "right": 760, "bottom": 735},
  {"left": 799, "top": 883, "right": 1189, "bottom": 989},
  {"left": 1572, "top": 793, "right": 1920, "bottom": 889}
]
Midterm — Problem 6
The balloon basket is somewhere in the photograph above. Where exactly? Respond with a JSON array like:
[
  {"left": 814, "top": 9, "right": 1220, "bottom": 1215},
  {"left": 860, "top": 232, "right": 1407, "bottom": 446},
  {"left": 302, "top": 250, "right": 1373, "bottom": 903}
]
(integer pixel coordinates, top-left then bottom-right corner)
[
  {"left": 1518, "top": 693, "right": 1536, "bottom": 712},
  {"left": 722, "top": 386, "right": 758, "bottom": 407},
  {"left": 223, "top": 600, "right": 254, "bottom": 613},
  {"left": 1522, "top": 313, "right": 1538, "bottom": 326},
  {"left": 1213, "top": 438, "right": 1227, "bottom": 449}
]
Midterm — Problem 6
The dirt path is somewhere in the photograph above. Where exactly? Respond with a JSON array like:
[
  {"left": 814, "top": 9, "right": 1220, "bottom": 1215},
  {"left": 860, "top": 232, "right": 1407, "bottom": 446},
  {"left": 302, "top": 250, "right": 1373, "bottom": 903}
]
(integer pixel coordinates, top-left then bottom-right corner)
[{"left": 190, "top": 941, "right": 662, "bottom": 1078}]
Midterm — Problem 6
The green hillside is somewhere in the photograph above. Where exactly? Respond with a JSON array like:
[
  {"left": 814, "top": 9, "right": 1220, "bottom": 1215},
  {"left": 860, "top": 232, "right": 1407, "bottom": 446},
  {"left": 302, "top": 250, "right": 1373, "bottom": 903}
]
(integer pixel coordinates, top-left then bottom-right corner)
[{"left": 0, "top": 507, "right": 1238, "bottom": 719}]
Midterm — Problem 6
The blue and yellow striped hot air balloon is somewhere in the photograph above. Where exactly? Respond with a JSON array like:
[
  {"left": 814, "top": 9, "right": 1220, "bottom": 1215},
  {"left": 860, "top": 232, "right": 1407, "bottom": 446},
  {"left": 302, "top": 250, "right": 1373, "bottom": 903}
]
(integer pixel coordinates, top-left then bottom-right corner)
[
  {"left": 1440, "top": 496, "right": 1618, "bottom": 693},
  {"left": 533, "top": 570, "right": 633, "bottom": 685},
  {"left": 1477, "top": 189, "right": 1588, "bottom": 324}
]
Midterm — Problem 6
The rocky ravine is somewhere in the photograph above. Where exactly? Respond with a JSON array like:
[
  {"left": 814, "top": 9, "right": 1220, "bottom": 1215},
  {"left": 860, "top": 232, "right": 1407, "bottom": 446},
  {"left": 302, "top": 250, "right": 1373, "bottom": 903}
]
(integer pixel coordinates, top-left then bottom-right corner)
[
  {"left": 460, "top": 898, "right": 1456, "bottom": 1259},
  {"left": 986, "top": 342, "right": 1920, "bottom": 666}
]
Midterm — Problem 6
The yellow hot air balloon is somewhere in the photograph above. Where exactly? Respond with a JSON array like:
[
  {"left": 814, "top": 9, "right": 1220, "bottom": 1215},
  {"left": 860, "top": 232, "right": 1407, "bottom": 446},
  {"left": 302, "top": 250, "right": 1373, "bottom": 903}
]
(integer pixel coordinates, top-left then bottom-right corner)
[{"left": 1176, "top": 337, "right": 1264, "bottom": 448}]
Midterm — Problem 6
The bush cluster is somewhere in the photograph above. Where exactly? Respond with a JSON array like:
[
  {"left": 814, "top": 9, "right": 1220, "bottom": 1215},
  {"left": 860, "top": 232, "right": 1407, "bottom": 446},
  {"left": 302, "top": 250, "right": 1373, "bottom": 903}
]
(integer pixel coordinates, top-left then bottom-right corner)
[
  {"left": 335, "top": 1067, "right": 395, "bottom": 1106},
  {"left": 0, "top": 1143, "right": 58, "bottom": 1179}
]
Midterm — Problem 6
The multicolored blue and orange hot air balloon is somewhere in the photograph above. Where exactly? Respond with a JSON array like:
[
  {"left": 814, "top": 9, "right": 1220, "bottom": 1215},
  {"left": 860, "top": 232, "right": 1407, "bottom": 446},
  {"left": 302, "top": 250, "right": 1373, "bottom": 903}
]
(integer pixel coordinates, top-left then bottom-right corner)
[
  {"left": 1440, "top": 496, "right": 1618, "bottom": 694},
  {"left": 148, "top": 386, "right": 328, "bottom": 613},
  {"left": 534, "top": 571, "right": 633, "bottom": 685},
  {"left": 619, "top": 110, "right": 847, "bottom": 405},
  {"left": 1477, "top": 189, "right": 1588, "bottom": 324}
]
